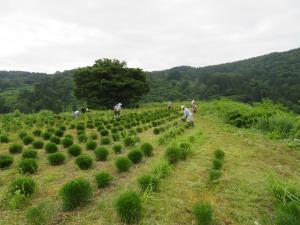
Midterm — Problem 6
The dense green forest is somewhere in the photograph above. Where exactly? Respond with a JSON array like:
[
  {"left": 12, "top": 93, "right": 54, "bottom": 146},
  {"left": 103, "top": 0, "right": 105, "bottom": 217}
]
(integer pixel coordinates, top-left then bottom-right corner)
[{"left": 0, "top": 47, "right": 300, "bottom": 113}]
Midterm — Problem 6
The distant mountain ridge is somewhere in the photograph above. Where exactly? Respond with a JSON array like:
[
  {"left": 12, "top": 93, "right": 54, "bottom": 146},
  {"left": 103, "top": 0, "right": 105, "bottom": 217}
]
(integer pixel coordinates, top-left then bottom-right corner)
[{"left": 0, "top": 47, "right": 300, "bottom": 113}]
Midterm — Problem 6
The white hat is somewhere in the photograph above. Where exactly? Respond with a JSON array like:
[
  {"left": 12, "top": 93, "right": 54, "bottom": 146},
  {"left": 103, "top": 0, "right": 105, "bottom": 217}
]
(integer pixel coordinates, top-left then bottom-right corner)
[
  {"left": 181, "top": 105, "right": 184, "bottom": 110},
  {"left": 118, "top": 103, "right": 122, "bottom": 105}
]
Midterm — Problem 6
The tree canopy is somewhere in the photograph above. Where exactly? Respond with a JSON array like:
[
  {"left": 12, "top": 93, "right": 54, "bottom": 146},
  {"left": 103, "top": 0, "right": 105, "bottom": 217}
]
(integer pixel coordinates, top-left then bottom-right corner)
[{"left": 73, "top": 59, "right": 149, "bottom": 108}]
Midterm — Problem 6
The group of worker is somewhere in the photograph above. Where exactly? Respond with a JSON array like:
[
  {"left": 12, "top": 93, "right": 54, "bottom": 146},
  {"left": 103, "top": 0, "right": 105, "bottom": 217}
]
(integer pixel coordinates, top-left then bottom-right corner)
[{"left": 72, "top": 100, "right": 197, "bottom": 126}]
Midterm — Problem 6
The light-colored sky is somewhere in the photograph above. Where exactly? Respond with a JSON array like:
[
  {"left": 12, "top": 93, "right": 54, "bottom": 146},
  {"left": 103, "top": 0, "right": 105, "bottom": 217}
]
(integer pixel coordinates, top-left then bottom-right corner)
[{"left": 0, "top": 0, "right": 299, "bottom": 73}]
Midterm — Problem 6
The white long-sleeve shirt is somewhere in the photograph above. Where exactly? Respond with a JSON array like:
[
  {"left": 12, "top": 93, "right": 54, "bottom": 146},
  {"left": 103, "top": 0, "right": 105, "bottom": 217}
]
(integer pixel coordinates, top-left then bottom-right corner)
[{"left": 183, "top": 107, "right": 192, "bottom": 118}]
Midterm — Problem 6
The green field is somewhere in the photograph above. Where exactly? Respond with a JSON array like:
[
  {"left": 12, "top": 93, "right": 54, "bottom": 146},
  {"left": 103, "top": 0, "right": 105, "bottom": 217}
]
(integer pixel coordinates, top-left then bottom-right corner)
[{"left": 0, "top": 101, "right": 299, "bottom": 225}]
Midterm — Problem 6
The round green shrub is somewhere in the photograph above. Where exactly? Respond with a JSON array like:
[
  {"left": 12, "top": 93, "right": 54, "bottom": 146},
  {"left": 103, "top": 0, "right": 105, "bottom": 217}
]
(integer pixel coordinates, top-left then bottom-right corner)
[
  {"left": 75, "top": 155, "right": 93, "bottom": 170},
  {"left": 111, "top": 127, "right": 118, "bottom": 134},
  {"left": 153, "top": 128, "right": 160, "bottom": 135},
  {"left": 141, "top": 143, "right": 153, "bottom": 157},
  {"left": 61, "top": 137, "right": 73, "bottom": 148},
  {"left": 112, "top": 133, "right": 120, "bottom": 142},
  {"left": 77, "top": 134, "right": 88, "bottom": 143},
  {"left": 19, "top": 131, "right": 27, "bottom": 139},
  {"left": 77, "top": 130, "right": 85, "bottom": 136},
  {"left": 94, "top": 147, "right": 109, "bottom": 161},
  {"left": 32, "top": 129, "right": 42, "bottom": 137},
  {"left": 68, "top": 144, "right": 82, "bottom": 157},
  {"left": 165, "top": 146, "right": 181, "bottom": 164},
  {"left": 9, "top": 143, "right": 23, "bottom": 154},
  {"left": 41, "top": 132, "right": 51, "bottom": 140},
  {"left": 10, "top": 176, "right": 36, "bottom": 196},
  {"left": 49, "top": 136, "right": 60, "bottom": 144},
  {"left": 32, "top": 140, "right": 44, "bottom": 149},
  {"left": 123, "top": 136, "right": 135, "bottom": 147},
  {"left": 86, "top": 141, "right": 97, "bottom": 150},
  {"left": 136, "top": 127, "right": 143, "bottom": 133},
  {"left": 0, "top": 154, "right": 13, "bottom": 168},
  {"left": 115, "top": 191, "right": 142, "bottom": 224},
  {"left": 54, "top": 129, "right": 64, "bottom": 137},
  {"left": 23, "top": 136, "right": 34, "bottom": 145},
  {"left": 193, "top": 202, "right": 213, "bottom": 225},
  {"left": 22, "top": 149, "right": 38, "bottom": 159},
  {"left": 113, "top": 144, "right": 122, "bottom": 154},
  {"left": 95, "top": 171, "right": 113, "bottom": 188},
  {"left": 115, "top": 157, "right": 132, "bottom": 172},
  {"left": 137, "top": 175, "right": 159, "bottom": 192},
  {"left": 45, "top": 142, "right": 58, "bottom": 153},
  {"left": 59, "top": 177, "right": 93, "bottom": 211},
  {"left": 76, "top": 124, "right": 85, "bottom": 131},
  {"left": 212, "top": 159, "right": 223, "bottom": 170},
  {"left": 101, "top": 137, "right": 111, "bottom": 145},
  {"left": 64, "top": 134, "right": 73, "bottom": 140},
  {"left": 214, "top": 149, "right": 225, "bottom": 160},
  {"left": 47, "top": 152, "right": 66, "bottom": 165},
  {"left": 0, "top": 135, "right": 9, "bottom": 143},
  {"left": 127, "top": 149, "right": 143, "bottom": 164},
  {"left": 209, "top": 170, "right": 221, "bottom": 181},
  {"left": 18, "top": 159, "right": 38, "bottom": 174},
  {"left": 100, "top": 129, "right": 109, "bottom": 136}
]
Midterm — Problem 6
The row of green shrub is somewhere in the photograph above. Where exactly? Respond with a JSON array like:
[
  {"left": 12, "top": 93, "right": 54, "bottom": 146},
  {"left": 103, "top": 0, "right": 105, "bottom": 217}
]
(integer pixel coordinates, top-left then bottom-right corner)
[{"left": 209, "top": 149, "right": 225, "bottom": 182}]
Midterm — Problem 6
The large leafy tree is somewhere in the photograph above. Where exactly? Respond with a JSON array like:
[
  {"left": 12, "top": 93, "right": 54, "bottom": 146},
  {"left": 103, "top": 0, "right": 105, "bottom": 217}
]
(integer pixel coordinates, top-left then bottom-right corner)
[{"left": 73, "top": 59, "right": 149, "bottom": 108}]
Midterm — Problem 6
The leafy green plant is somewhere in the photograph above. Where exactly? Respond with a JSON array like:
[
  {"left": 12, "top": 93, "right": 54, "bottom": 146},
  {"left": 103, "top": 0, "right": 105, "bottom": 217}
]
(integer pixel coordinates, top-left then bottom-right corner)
[
  {"left": 212, "top": 158, "right": 223, "bottom": 170},
  {"left": 95, "top": 171, "right": 113, "bottom": 188},
  {"left": 115, "top": 157, "right": 132, "bottom": 172},
  {"left": 22, "top": 149, "right": 38, "bottom": 159},
  {"left": 115, "top": 191, "right": 142, "bottom": 224},
  {"left": 153, "top": 128, "right": 160, "bottom": 135},
  {"left": 275, "top": 202, "right": 300, "bottom": 225},
  {"left": 94, "top": 147, "right": 109, "bottom": 161},
  {"left": 75, "top": 155, "right": 93, "bottom": 170},
  {"left": 113, "top": 144, "right": 123, "bottom": 154},
  {"left": 141, "top": 143, "right": 153, "bottom": 157},
  {"left": 214, "top": 149, "right": 225, "bottom": 160},
  {"left": 32, "top": 140, "right": 44, "bottom": 149},
  {"left": 44, "top": 142, "right": 58, "bottom": 153},
  {"left": 0, "top": 135, "right": 9, "bottom": 143},
  {"left": 49, "top": 136, "right": 60, "bottom": 144},
  {"left": 209, "top": 170, "right": 221, "bottom": 182},
  {"left": 32, "top": 129, "right": 42, "bottom": 137},
  {"left": 61, "top": 137, "right": 73, "bottom": 148},
  {"left": 26, "top": 201, "right": 56, "bottom": 225},
  {"left": 9, "top": 143, "right": 23, "bottom": 154},
  {"left": 86, "top": 141, "right": 97, "bottom": 150},
  {"left": 137, "top": 175, "right": 159, "bottom": 192},
  {"left": 0, "top": 154, "right": 14, "bottom": 168},
  {"left": 54, "top": 129, "right": 64, "bottom": 137},
  {"left": 193, "top": 202, "right": 213, "bottom": 225},
  {"left": 41, "top": 132, "right": 51, "bottom": 140},
  {"left": 152, "top": 159, "right": 171, "bottom": 179},
  {"left": 23, "top": 136, "right": 34, "bottom": 145},
  {"left": 77, "top": 134, "right": 88, "bottom": 143},
  {"left": 47, "top": 152, "right": 66, "bottom": 165},
  {"left": 10, "top": 176, "right": 36, "bottom": 196},
  {"left": 59, "top": 177, "right": 93, "bottom": 211},
  {"left": 18, "top": 159, "right": 38, "bottom": 174},
  {"left": 123, "top": 136, "right": 135, "bottom": 147},
  {"left": 101, "top": 137, "right": 111, "bottom": 145},
  {"left": 127, "top": 149, "right": 143, "bottom": 164},
  {"left": 165, "top": 146, "right": 181, "bottom": 164},
  {"left": 68, "top": 144, "right": 82, "bottom": 157},
  {"left": 112, "top": 133, "right": 120, "bottom": 142},
  {"left": 100, "top": 129, "right": 109, "bottom": 136}
]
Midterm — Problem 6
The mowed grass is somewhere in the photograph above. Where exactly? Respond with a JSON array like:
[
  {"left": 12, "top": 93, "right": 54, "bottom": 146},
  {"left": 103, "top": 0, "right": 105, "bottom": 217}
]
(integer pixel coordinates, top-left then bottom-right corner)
[{"left": 0, "top": 104, "right": 300, "bottom": 225}]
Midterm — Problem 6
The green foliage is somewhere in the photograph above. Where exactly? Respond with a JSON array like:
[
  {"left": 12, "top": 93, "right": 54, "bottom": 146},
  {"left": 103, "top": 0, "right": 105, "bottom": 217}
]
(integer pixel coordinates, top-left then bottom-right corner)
[
  {"left": 9, "top": 143, "right": 23, "bottom": 154},
  {"left": 54, "top": 129, "right": 64, "bottom": 137},
  {"left": 112, "top": 133, "right": 120, "bottom": 142},
  {"left": 10, "top": 176, "right": 36, "bottom": 196},
  {"left": 49, "top": 136, "right": 60, "bottom": 144},
  {"left": 0, "top": 135, "right": 9, "bottom": 143},
  {"left": 141, "top": 143, "right": 153, "bottom": 157},
  {"left": 94, "top": 147, "right": 109, "bottom": 161},
  {"left": 32, "top": 129, "right": 42, "bottom": 137},
  {"left": 75, "top": 155, "right": 93, "bottom": 170},
  {"left": 0, "top": 154, "right": 14, "bottom": 168},
  {"left": 192, "top": 202, "right": 213, "bottom": 225},
  {"left": 77, "top": 134, "right": 88, "bottom": 143},
  {"left": 18, "top": 159, "right": 38, "bottom": 174},
  {"left": 100, "top": 129, "right": 109, "bottom": 136},
  {"left": 100, "top": 137, "right": 111, "bottom": 145},
  {"left": 32, "top": 140, "right": 44, "bottom": 149},
  {"left": 86, "top": 141, "right": 97, "bottom": 150},
  {"left": 152, "top": 159, "right": 172, "bottom": 179},
  {"left": 68, "top": 144, "right": 82, "bottom": 157},
  {"left": 61, "top": 137, "right": 73, "bottom": 148},
  {"left": 47, "top": 152, "right": 66, "bottom": 165},
  {"left": 59, "top": 177, "right": 93, "bottom": 211},
  {"left": 275, "top": 202, "right": 300, "bottom": 225},
  {"left": 41, "top": 132, "right": 51, "bottom": 140},
  {"left": 137, "top": 175, "right": 159, "bottom": 192},
  {"left": 22, "top": 149, "right": 38, "bottom": 159},
  {"left": 23, "top": 136, "right": 34, "bottom": 145},
  {"left": 115, "top": 156, "right": 132, "bottom": 172},
  {"left": 113, "top": 144, "right": 123, "bottom": 154},
  {"left": 44, "top": 142, "right": 58, "bottom": 153},
  {"left": 115, "top": 191, "right": 142, "bottom": 224},
  {"left": 179, "top": 142, "right": 192, "bottom": 160},
  {"left": 127, "top": 149, "right": 143, "bottom": 164},
  {"left": 26, "top": 201, "right": 56, "bottom": 225},
  {"left": 165, "top": 146, "right": 181, "bottom": 164},
  {"left": 73, "top": 58, "right": 149, "bottom": 108},
  {"left": 212, "top": 159, "right": 223, "bottom": 170},
  {"left": 123, "top": 136, "right": 135, "bottom": 147},
  {"left": 95, "top": 171, "right": 113, "bottom": 188},
  {"left": 214, "top": 149, "right": 225, "bottom": 161},
  {"left": 209, "top": 170, "right": 221, "bottom": 182},
  {"left": 153, "top": 128, "right": 160, "bottom": 135}
]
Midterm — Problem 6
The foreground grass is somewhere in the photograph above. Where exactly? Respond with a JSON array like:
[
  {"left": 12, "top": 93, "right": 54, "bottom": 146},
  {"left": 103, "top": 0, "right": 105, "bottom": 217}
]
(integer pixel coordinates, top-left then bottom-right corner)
[{"left": 0, "top": 104, "right": 299, "bottom": 224}]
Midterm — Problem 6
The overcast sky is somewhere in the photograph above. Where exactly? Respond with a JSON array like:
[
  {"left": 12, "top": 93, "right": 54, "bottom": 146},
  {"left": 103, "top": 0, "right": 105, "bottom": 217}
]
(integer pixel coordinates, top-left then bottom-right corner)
[{"left": 0, "top": 0, "right": 300, "bottom": 73}]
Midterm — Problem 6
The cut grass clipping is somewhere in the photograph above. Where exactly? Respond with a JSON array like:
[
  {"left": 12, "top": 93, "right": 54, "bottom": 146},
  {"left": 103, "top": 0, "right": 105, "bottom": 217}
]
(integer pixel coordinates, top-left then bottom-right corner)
[
  {"left": 59, "top": 177, "right": 93, "bottom": 211},
  {"left": 115, "top": 191, "right": 142, "bottom": 224}
]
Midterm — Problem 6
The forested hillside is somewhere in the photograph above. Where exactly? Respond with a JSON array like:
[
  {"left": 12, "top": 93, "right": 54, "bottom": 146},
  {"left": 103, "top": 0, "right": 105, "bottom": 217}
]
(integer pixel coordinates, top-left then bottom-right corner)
[
  {"left": 1, "top": 47, "right": 300, "bottom": 113},
  {"left": 144, "top": 48, "right": 300, "bottom": 112}
]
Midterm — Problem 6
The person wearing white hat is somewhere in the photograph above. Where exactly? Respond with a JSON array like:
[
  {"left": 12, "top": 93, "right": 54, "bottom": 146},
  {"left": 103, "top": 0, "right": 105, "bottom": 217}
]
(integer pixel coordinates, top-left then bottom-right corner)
[
  {"left": 113, "top": 103, "right": 122, "bottom": 118},
  {"left": 181, "top": 105, "right": 193, "bottom": 123},
  {"left": 167, "top": 101, "right": 172, "bottom": 110}
]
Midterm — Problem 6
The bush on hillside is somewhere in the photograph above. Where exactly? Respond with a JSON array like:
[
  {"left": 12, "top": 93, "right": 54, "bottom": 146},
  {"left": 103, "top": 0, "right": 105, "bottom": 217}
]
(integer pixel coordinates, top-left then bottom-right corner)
[
  {"left": 141, "top": 143, "right": 153, "bottom": 157},
  {"left": 214, "top": 149, "right": 225, "bottom": 161},
  {"left": 45, "top": 142, "right": 58, "bottom": 153},
  {"left": 101, "top": 137, "right": 111, "bottom": 145},
  {"left": 32, "top": 140, "right": 44, "bottom": 149},
  {"left": 41, "top": 132, "right": 52, "bottom": 140},
  {"left": 18, "top": 159, "right": 38, "bottom": 174},
  {"left": 23, "top": 136, "right": 34, "bottom": 145},
  {"left": 47, "top": 152, "right": 66, "bottom": 165},
  {"left": 95, "top": 171, "right": 113, "bottom": 188},
  {"left": 94, "top": 147, "right": 109, "bottom": 161},
  {"left": 113, "top": 144, "right": 123, "bottom": 154},
  {"left": 127, "top": 149, "right": 143, "bottom": 164},
  {"left": 75, "top": 155, "right": 93, "bottom": 170},
  {"left": 49, "top": 136, "right": 60, "bottom": 145},
  {"left": 115, "top": 157, "right": 132, "bottom": 172},
  {"left": 0, "top": 154, "right": 14, "bottom": 168},
  {"left": 22, "top": 149, "right": 38, "bottom": 159},
  {"left": 137, "top": 175, "right": 159, "bottom": 192},
  {"left": 68, "top": 145, "right": 82, "bottom": 157},
  {"left": 10, "top": 176, "right": 36, "bottom": 196},
  {"left": 9, "top": 143, "right": 23, "bottom": 154},
  {"left": 193, "top": 202, "right": 213, "bottom": 225},
  {"left": 86, "top": 141, "right": 97, "bottom": 150},
  {"left": 61, "top": 137, "right": 73, "bottom": 148},
  {"left": 0, "top": 135, "right": 9, "bottom": 143}
]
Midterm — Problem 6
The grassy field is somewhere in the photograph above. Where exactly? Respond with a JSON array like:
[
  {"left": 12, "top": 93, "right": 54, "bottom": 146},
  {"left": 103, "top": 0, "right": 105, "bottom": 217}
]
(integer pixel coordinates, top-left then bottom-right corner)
[{"left": 0, "top": 102, "right": 299, "bottom": 225}]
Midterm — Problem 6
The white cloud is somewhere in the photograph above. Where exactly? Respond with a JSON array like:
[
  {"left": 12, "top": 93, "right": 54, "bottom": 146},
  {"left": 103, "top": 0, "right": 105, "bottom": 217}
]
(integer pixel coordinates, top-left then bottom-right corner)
[{"left": 0, "top": 0, "right": 299, "bottom": 73}]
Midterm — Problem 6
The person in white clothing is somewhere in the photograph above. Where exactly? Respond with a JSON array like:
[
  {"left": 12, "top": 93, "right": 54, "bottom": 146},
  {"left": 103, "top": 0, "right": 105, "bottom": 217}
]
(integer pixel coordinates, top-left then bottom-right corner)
[
  {"left": 113, "top": 103, "right": 122, "bottom": 118},
  {"left": 167, "top": 101, "right": 172, "bottom": 110},
  {"left": 181, "top": 106, "right": 193, "bottom": 122},
  {"left": 73, "top": 110, "right": 80, "bottom": 118}
]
